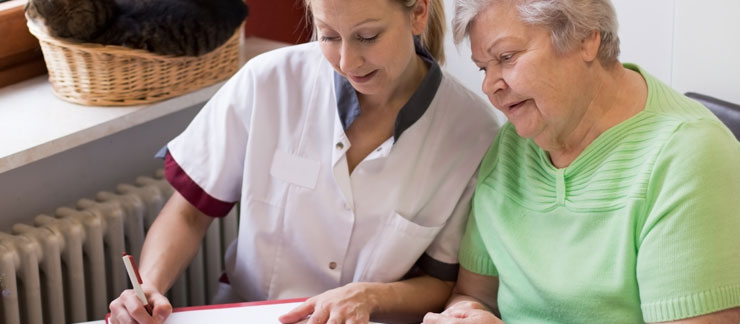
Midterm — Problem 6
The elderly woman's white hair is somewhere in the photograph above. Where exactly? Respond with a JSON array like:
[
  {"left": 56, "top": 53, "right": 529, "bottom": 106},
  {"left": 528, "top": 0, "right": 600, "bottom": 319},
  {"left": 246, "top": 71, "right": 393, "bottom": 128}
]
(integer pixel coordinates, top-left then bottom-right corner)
[{"left": 452, "top": 0, "right": 621, "bottom": 65}]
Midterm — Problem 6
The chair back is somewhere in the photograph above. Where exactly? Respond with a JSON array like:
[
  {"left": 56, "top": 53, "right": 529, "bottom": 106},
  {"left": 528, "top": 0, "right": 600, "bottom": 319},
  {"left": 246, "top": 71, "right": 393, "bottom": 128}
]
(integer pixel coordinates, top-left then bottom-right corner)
[{"left": 685, "top": 92, "right": 740, "bottom": 140}]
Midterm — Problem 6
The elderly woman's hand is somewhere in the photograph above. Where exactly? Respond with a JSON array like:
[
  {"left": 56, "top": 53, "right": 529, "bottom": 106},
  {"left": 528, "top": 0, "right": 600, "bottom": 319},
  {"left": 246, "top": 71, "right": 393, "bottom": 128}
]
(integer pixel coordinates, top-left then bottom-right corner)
[
  {"left": 278, "top": 282, "right": 375, "bottom": 324},
  {"left": 422, "top": 301, "right": 504, "bottom": 324}
]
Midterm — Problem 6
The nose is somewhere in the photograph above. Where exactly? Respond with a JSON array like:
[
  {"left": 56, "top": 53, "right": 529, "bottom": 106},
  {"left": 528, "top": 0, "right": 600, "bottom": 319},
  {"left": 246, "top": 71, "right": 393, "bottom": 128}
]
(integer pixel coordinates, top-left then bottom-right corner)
[
  {"left": 481, "top": 65, "right": 507, "bottom": 97},
  {"left": 339, "top": 42, "right": 363, "bottom": 74}
]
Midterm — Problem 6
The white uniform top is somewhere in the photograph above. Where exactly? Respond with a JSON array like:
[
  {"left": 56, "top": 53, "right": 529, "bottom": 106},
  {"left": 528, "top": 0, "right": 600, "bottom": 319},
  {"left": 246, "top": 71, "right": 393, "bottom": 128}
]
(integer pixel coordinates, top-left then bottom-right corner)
[{"left": 165, "top": 41, "right": 499, "bottom": 302}]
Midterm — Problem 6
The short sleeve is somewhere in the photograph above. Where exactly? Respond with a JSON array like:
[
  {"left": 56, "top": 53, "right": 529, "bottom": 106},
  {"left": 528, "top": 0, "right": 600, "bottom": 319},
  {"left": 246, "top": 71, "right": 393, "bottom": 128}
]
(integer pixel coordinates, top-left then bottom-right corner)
[
  {"left": 459, "top": 197, "right": 499, "bottom": 276},
  {"left": 636, "top": 121, "right": 740, "bottom": 322},
  {"left": 415, "top": 175, "right": 477, "bottom": 281},
  {"left": 166, "top": 62, "right": 258, "bottom": 216}
]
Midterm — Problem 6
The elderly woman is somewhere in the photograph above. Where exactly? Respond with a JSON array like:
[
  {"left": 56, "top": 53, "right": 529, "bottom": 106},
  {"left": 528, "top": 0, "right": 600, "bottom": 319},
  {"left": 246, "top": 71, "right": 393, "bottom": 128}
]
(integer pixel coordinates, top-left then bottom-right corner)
[{"left": 422, "top": 0, "right": 740, "bottom": 323}]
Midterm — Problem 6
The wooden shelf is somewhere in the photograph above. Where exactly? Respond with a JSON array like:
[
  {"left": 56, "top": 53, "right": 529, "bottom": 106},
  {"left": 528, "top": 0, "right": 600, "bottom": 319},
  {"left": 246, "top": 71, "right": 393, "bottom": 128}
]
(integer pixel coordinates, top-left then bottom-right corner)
[{"left": 0, "top": 0, "right": 45, "bottom": 88}]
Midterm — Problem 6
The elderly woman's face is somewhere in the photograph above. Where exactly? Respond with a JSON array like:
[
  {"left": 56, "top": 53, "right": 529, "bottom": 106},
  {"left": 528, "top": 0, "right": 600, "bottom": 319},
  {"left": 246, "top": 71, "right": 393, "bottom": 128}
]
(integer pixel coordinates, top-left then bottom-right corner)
[
  {"left": 469, "top": 2, "right": 595, "bottom": 142},
  {"left": 311, "top": 0, "right": 424, "bottom": 97}
]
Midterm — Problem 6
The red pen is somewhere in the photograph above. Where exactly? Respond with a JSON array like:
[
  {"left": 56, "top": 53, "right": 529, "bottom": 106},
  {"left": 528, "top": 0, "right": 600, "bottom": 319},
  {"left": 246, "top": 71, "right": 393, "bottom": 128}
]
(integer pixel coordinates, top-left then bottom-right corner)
[{"left": 122, "top": 252, "right": 154, "bottom": 315}]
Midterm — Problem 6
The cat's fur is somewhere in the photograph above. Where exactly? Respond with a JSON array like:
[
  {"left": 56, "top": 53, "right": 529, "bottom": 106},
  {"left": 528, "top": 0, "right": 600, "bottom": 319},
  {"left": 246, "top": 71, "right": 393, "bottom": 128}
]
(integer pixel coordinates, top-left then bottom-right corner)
[{"left": 26, "top": 0, "right": 248, "bottom": 56}]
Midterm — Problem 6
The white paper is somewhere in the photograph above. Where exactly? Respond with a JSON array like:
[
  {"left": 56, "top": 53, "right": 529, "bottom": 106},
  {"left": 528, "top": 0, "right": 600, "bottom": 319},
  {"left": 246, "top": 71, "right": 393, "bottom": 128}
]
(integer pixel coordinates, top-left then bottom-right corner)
[{"left": 163, "top": 302, "right": 384, "bottom": 324}]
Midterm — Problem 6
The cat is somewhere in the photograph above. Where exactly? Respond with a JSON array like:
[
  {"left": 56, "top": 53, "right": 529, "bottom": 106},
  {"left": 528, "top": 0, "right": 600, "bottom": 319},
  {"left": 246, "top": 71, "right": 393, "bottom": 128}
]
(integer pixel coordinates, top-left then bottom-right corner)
[{"left": 25, "top": 0, "right": 248, "bottom": 56}]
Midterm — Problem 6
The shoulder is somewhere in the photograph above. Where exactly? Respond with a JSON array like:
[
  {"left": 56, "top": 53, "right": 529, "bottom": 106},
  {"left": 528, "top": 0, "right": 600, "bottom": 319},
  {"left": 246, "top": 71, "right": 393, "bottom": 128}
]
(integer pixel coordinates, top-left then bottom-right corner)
[
  {"left": 241, "top": 42, "right": 328, "bottom": 80},
  {"left": 654, "top": 118, "right": 740, "bottom": 171},
  {"left": 433, "top": 71, "right": 500, "bottom": 134},
  {"left": 633, "top": 64, "right": 719, "bottom": 122},
  {"left": 437, "top": 71, "right": 492, "bottom": 114}
]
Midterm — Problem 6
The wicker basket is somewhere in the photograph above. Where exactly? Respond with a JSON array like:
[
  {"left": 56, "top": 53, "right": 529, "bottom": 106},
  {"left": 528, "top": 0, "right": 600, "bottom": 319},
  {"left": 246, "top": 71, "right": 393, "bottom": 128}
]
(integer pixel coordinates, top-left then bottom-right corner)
[{"left": 26, "top": 20, "right": 241, "bottom": 106}]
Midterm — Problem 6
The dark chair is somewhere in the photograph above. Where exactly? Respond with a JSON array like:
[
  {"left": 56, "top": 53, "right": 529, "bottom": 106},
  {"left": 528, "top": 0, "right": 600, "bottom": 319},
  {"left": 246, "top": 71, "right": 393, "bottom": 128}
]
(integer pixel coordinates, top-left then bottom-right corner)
[{"left": 685, "top": 92, "right": 740, "bottom": 141}]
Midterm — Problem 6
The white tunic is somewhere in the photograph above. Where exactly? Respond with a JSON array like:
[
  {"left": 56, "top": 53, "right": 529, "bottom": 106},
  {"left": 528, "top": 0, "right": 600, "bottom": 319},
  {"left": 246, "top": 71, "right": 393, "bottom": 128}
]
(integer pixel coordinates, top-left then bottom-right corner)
[{"left": 166, "top": 42, "right": 499, "bottom": 302}]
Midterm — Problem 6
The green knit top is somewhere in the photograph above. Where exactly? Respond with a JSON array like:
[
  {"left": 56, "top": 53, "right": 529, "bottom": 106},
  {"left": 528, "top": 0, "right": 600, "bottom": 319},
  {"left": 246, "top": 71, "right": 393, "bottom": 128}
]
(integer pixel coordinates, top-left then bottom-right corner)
[{"left": 460, "top": 64, "right": 740, "bottom": 323}]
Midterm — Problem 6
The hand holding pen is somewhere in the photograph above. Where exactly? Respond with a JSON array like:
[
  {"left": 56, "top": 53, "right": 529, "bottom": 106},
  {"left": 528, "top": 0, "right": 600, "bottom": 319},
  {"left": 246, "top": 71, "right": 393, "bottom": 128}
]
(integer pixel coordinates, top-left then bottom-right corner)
[
  {"left": 109, "top": 253, "right": 172, "bottom": 324},
  {"left": 122, "top": 252, "right": 154, "bottom": 315}
]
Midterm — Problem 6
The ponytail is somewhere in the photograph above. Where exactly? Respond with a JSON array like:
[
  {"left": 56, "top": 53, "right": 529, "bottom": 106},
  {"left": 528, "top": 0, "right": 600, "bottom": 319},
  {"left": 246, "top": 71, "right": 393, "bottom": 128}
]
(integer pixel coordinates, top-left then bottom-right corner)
[{"left": 419, "top": 0, "right": 446, "bottom": 64}]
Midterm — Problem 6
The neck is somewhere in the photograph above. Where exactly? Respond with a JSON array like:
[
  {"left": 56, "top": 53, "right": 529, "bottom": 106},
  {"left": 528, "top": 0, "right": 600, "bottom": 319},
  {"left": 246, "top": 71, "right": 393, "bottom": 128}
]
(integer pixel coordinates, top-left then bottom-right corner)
[{"left": 546, "top": 63, "right": 647, "bottom": 168}]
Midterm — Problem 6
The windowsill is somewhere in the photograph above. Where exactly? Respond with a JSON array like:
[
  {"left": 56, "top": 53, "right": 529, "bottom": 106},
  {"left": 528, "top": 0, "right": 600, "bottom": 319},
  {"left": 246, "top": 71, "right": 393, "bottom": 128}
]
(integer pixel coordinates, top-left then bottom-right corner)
[{"left": 0, "top": 36, "right": 288, "bottom": 174}]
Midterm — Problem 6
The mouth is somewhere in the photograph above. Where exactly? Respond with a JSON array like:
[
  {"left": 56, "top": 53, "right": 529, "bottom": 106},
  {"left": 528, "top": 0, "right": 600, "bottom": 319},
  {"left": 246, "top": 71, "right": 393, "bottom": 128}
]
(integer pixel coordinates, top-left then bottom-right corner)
[
  {"left": 348, "top": 70, "right": 378, "bottom": 83},
  {"left": 504, "top": 99, "right": 528, "bottom": 112}
]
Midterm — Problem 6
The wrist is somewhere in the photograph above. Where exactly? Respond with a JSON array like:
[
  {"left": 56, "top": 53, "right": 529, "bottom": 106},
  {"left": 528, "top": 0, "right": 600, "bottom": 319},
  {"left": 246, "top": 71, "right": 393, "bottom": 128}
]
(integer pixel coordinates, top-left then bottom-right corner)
[
  {"left": 141, "top": 282, "right": 164, "bottom": 296},
  {"left": 353, "top": 282, "right": 384, "bottom": 314}
]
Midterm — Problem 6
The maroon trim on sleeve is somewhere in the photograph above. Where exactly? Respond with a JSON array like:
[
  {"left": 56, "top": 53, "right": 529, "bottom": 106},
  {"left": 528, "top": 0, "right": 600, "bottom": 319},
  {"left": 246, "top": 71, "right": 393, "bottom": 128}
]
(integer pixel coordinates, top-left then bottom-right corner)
[{"left": 165, "top": 151, "right": 236, "bottom": 218}]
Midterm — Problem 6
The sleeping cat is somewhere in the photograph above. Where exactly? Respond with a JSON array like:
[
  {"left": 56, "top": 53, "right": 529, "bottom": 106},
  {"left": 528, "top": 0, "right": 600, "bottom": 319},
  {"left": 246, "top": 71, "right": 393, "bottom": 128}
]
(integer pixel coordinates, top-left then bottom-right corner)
[{"left": 25, "top": 0, "right": 248, "bottom": 56}]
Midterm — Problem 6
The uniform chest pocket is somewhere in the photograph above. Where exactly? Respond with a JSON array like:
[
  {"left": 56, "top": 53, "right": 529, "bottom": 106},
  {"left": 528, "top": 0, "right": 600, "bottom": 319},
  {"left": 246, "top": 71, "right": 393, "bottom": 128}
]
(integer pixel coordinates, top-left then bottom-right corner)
[
  {"left": 358, "top": 212, "right": 444, "bottom": 283},
  {"left": 269, "top": 149, "right": 320, "bottom": 189}
]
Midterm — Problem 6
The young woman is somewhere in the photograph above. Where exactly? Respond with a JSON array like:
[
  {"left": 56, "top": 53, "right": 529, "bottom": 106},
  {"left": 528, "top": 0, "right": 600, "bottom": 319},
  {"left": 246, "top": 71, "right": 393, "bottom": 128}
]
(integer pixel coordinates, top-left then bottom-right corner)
[{"left": 108, "top": 0, "right": 499, "bottom": 323}]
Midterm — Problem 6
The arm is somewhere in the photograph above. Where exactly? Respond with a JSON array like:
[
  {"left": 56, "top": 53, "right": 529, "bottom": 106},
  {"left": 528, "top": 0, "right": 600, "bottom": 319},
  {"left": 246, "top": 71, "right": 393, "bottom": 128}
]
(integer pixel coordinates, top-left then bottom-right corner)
[
  {"left": 279, "top": 272, "right": 454, "bottom": 324},
  {"left": 368, "top": 273, "right": 455, "bottom": 323},
  {"left": 421, "top": 268, "right": 503, "bottom": 324},
  {"left": 446, "top": 267, "right": 500, "bottom": 316},
  {"left": 138, "top": 192, "right": 215, "bottom": 293},
  {"left": 636, "top": 122, "right": 740, "bottom": 322},
  {"left": 108, "top": 192, "right": 214, "bottom": 324}
]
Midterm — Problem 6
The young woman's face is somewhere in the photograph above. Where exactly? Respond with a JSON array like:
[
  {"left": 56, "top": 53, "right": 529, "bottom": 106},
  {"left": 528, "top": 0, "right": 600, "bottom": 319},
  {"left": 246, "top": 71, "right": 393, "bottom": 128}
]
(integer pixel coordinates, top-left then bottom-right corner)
[{"left": 311, "top": 0, "right": 426, "bottom": 97}]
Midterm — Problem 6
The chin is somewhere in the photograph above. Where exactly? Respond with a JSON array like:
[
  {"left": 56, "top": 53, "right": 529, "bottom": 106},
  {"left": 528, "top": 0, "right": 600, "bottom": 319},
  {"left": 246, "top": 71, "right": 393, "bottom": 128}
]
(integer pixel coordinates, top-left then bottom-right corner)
[
  {"left": 350, "top": 82, "right": 382, "bottom": 96},
  {"left": 511, "top": 123, "right": 538, "bottom": 139}
]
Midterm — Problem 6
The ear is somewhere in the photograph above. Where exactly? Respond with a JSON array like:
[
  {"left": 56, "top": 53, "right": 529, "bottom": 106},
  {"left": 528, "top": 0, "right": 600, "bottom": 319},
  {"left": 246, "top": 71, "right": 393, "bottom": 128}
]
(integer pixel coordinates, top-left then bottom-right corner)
[
  {"left": 410, "top": 0, "right": 430, "bottom": 36},
  {"left": 580, "top": 30, "right": 601, "bottom": 62}
]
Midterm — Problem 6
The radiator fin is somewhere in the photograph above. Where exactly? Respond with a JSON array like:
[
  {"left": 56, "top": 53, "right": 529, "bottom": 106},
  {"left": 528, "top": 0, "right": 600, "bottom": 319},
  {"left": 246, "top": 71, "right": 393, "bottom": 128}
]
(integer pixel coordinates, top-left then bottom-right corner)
[{"left": 0, "top": 170, "right": 236, "bottom": 324}]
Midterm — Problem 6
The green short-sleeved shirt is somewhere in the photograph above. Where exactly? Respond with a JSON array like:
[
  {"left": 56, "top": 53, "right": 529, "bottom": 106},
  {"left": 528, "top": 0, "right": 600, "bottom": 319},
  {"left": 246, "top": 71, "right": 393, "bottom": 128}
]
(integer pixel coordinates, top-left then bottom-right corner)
[{"left": 460, "top": 64, "right": 740, "bottom": 323}]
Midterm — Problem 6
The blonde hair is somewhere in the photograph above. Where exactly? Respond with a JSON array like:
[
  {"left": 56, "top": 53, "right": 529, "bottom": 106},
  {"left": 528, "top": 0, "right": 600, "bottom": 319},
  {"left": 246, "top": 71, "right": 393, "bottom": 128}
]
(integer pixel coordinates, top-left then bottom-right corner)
[{"left": 304, "top": 0, "right": 446, "bottom": 64}]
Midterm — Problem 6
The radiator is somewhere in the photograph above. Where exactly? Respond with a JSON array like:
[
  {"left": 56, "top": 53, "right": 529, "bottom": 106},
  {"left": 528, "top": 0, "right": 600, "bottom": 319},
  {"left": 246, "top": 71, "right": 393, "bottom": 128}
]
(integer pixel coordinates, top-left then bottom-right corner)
[{"left": 0, "top": 170, "right": 238, "bottom": 324}]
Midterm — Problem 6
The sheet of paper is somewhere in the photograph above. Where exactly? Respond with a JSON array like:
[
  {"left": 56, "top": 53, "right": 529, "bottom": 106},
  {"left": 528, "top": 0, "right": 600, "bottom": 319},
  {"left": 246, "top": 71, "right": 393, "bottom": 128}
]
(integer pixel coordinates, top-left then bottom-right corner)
[{"left": 163, "top": 302, "right": 384, "bottom": 324}]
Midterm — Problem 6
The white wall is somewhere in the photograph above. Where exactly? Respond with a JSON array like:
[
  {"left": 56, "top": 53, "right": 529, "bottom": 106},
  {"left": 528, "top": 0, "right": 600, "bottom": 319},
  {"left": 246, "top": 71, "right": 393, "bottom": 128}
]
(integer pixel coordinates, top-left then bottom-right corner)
[
  {"left": 671, "top": 0, "right": 740, "bottom": 104},
  {"left": 442, "top": 0, "right": 507, "bottom": 123},
  {"left": 442, "top": 0, "right": 740, "bottom": 113},
  {"left": 0, "top": 105, "right": 201, "bottom": 232}
]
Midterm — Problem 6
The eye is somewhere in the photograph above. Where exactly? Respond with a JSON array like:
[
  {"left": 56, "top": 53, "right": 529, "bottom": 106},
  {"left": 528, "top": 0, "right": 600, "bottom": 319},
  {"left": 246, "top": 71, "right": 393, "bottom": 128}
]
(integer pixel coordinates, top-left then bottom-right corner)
[
  {"left": 320, "top": 36, "right": 340, "bottom": 42},
  {"left": 500, "top": 53, "right": 515, "bottom": 63},
  {"left": 356, "top": 34, "right": 378, "bottom": 43},
  {"left": 478, "top": 66, "right": 487, "bottom": 72}
]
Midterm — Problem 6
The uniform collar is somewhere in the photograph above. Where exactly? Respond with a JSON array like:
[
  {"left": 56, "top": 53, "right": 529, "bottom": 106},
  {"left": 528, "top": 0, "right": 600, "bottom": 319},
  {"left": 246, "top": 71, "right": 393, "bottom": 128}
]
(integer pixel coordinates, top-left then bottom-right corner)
[{"left": 333, "top": 36, "right": 443, "bottom": 142}]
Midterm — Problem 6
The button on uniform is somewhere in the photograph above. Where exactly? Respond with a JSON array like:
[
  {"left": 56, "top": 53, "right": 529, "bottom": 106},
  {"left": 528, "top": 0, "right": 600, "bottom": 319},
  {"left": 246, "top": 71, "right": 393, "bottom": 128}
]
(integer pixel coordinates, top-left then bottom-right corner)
[
  {"left": 336, "top": 142, "right": 344, "bottom": 150},
  {"left": 328, "top": 261, "right": 337, "bottom": 270}
]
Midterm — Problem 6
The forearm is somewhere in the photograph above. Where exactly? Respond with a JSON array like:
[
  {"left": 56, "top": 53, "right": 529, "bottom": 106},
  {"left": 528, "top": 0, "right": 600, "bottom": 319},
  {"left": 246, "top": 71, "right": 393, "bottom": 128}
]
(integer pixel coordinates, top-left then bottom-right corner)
[
  {"left": 139, "top": 192, "right": 214, "bottom": 293},
  {"left": 368, "top": 274, "right": 454, "bottom": 324},
  {"left": 446, "top": 291, "right": 487, "bottom": 308}
]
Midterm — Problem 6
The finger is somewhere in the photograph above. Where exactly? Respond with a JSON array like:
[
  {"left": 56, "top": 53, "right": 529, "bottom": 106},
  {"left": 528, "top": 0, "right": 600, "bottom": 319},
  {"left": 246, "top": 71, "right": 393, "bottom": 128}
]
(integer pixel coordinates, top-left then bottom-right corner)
[
  {"left": 111, "top": 290, "right": 144, "bottom": 324},
  {"left": 149, "top": 293, "right": 172, "bottom": 323},
  {"left": 112, "top": 309, "right": 136, "bottom": 324},
  {"left": 306, "top": 306, "right": 330, "bottom": 324},
  {"left": 344, "top": 318, "right": 362, "bottom": 324},
  {"left": 279, "top": 301, "right": 316, "bottom": 323},
  {"left": 326, "top": 317, "right": 342, "bottom": 324},
  {"left": 109, "top": 294, "right": 126, "bottom": 324},
  {"left": 122, "top": 291, "right": 155, "bottom": 324},
  {"left": 422, "top": 312, "right": 445, "bottom": 324},
  {"left": 442, "top": 307, "right": 470, "bottom": 318}
]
